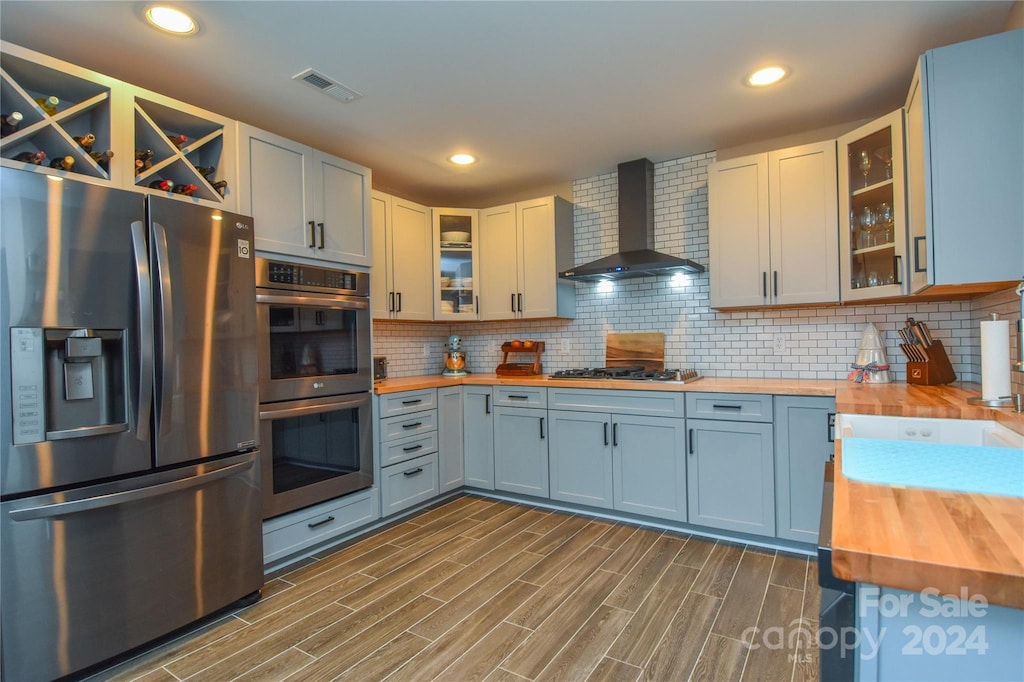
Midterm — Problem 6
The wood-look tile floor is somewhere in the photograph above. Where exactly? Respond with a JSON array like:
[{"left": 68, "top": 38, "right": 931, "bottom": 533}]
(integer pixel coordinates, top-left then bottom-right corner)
[{"left": 91, "top": 495, "right": 821, "bottom": 682}]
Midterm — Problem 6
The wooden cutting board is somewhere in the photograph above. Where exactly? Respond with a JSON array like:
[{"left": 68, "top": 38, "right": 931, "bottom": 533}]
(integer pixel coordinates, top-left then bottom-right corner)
[{"left": 605, "top": 332, "right": 665, "bottom": 370}]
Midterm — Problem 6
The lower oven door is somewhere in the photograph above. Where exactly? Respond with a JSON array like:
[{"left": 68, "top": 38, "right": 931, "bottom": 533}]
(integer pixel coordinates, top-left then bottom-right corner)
[
  {"left": 257, "top": 291, "right": 371, "bottom": 403},
  {"left": 259, "top": 393, "right": 373, "bottom": 520}
]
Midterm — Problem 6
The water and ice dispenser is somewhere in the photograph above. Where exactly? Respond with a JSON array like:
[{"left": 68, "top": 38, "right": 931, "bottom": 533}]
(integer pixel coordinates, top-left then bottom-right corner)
[{"left": 10, "top": 327, "right": 128, "bottom": 444}]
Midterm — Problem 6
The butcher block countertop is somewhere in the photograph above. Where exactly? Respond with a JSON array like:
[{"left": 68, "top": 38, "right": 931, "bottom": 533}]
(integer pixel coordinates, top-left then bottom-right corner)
[
  {"left": 831, "top": 438, "right": 1024, "bottom": 609},
  {"left": 375, "top": 374, "right": 1024, "bottom": 604}
]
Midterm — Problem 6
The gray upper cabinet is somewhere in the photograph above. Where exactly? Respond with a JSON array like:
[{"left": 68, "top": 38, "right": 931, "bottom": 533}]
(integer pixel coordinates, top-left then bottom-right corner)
[
  {"left": 463, "top": 386, "right": 495, "bottom": 490},
  {"left": 547, "top": 410, "right": 614, "bottom": 509},
  {"left": 686, "top": 417, "right": 775, "bottom": 537},
  {"left": 493, "top": 406, "right": 549, "bottom": 497},
  {"left": 905, "top": 28, "right": 1023, "bottom": 293},
  {"left": 437, "top": 386, "right": 465, "bottom": 494},
  {"left": 775, "top": 396, "right": 835, "bottom": 544}
]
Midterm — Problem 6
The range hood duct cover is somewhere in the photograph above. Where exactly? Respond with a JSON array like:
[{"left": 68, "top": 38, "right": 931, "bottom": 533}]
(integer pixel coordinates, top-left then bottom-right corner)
[{"left": 560, "top": 158, "right": 705, "bottom": 281}]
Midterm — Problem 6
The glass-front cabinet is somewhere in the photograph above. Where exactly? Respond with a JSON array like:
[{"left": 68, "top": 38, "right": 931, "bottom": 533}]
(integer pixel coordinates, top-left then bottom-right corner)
[
  {"left": 433, "top": 207, "right": 480, "bottom": 320},
  {"left": 838, "top": 109, "right": 909, "bottom": 301}
]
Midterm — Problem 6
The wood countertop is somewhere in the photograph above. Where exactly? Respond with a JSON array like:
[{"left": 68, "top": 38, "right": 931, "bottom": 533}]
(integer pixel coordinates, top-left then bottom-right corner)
[{"left": 831, "top": 438, "right": 1024, "bottom": 609}]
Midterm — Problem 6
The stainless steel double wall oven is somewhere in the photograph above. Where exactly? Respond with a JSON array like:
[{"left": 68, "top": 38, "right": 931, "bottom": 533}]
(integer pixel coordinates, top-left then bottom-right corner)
[{"left": 256, "top": 257, "right": 373, "bottom": 518}]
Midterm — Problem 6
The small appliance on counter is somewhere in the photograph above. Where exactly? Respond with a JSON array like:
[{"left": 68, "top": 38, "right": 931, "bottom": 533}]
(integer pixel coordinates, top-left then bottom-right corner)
[
  {"left": 442, "top": 334, "right": 467, "bottom": 377},
  {"left": 496, "top": 339, "right": 545, "bottom": 376}
]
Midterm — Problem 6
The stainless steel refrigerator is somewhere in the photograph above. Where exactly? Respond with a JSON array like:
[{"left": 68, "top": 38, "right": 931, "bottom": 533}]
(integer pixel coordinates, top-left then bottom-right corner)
[{"left": 0, "top": 168, "right": 263, "bottom": 681}]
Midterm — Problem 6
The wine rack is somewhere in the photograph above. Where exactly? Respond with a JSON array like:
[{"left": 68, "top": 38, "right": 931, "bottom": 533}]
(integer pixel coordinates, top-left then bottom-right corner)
[{"left": 1, "top": 43, "right": 119, "bottom": 183}]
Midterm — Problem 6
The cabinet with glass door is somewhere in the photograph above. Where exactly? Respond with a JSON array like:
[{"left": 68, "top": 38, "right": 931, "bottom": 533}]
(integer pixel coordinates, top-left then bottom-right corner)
[
  {"left": 838, "top": 109, "right": 908, "bottom": 301},
  {"left": 433, "top": 208, "right": 480, "bottom": 320}
]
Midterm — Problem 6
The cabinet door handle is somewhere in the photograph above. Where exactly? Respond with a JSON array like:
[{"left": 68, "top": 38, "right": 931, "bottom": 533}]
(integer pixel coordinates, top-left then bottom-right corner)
[
  {"left": 317, "top": 222, "right": 325, "bottom": 249},
  {"left": 401, "top": 399, "right": 422, "bottom": 406},
  {"left": 518, "top": 293, "right": 523, "bottom": 313},
  {"left": 396, "top": 292, "right": 402, "bottom": 312},
  {"left": 539, "top": 417, "right": 545, "bottom": 440},
  {"left": 401, "top": 421, "right": 422, "bottom": 429},
  {"left": 388, "top": 292, "right": 395, "bottom": 312},
  {"left": 315, "top": 310, "right": 325, "bottom": 326},
  {"left": 511, "top": 294, "right": 516, "bottom": 313},
  {"left": 307, "top": 515, "right": 335, "bottom": 529},
  {"left": 688, "top": 428, "right": 695, "bottom": 454},
  {"left": 827, "top": 412, "right": 836, "bottom": 443},
  {"left": 773, "top": 270, "right": 779, "bottom": 297},
  {"left": 762, "top": 272, "right": 767, "bottom": 298},
  {"left": 402, "top": 444, "right": 423, "bottom": 453},
  {"left": 913, "top": 236, "right": 928, "bottom": 273},
  {"left": 308, "top": 220, "right": 316, "bottom": 248},
  {"left": 484, "top": 394, "right": 491, "bottom": 414},
  {"left": 613, "top": 422, "right": 618, "bottom": 447},
  {"left": 604, "top": 422, "right": 609, "bottom": 446},
  {"left": 476, "top": 296, "right": 479, "bottom": 314},
  {"left": 403, "top": 467, "right": 424, "bottom": 476},
  {"left": 894, "top": 255, "right": 903, "bottom": 286}
]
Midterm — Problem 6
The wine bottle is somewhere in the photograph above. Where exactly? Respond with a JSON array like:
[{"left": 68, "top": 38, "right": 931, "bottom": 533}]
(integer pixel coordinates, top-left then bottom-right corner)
[
  {"left": 166, "top": 133, "right": 187, "bottom": 150},
  {"left": 148, "top": 179, "right": 174, "bottom": 191},
  {"left": 73, "top": 133, "right": 95, "bottom": 152},
  {"left": 135, "top": 149, "right": 154, "bottom": 174},
  {"left": 1, "top": 112, "right": 23, "bottom": 137},
  {"left": 49, "top": 155, "right": 74, "bottom": 171},
  {"left": 209, "top": 179, "right": 228, "bottom": 196},
  {"left": 171, "top": 183, "right": 198, "bottom": 196},
  {"left": 13, "top": 150, "right": 46, "bottom": 165},
  {"left": 34, "top": 96, "right": 59, "bottom": 116},
  {"left": 193, "top": 164, "right": 215, "bottom": 178},
  {"left": 89, "top": 149, "right": 114, "bottom": 172}
]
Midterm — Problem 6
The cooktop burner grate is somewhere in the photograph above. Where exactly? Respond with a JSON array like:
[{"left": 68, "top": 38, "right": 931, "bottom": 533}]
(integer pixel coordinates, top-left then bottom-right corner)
[{"left": 549, "top": 367, "right": 701, "bottom": 382}]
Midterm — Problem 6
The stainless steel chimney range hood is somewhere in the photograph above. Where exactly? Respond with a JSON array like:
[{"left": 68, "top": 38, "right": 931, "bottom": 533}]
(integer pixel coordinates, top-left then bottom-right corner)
[{"left": 560, "top": 158, "right": 705, "bottom": 281}]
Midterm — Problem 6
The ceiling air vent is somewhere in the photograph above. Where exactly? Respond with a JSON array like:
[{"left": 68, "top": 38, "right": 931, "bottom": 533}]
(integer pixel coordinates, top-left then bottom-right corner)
[{"left": 292, "top": 68, "right": 363, "bottom": 102}]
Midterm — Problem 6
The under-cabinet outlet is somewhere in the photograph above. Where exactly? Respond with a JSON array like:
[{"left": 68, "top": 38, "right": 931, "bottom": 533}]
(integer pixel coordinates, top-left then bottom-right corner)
[{"left": 422, "top": 343, "right": 431, "bottom": 357}]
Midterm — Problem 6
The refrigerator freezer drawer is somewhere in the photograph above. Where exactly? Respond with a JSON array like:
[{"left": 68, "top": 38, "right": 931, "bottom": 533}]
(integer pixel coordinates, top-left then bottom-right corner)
[{"left": 0, "top": 452, "right": 264, "bottom": 682}]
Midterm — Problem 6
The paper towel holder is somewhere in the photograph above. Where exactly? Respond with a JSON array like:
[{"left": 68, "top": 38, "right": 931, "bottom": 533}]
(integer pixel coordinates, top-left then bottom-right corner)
[{"left": 967, "top": 312, "right": 1013, "bottom": 407}]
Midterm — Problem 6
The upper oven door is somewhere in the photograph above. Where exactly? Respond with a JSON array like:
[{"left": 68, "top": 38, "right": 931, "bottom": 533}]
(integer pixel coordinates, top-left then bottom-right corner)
[{"left": 257, "top": 291, "right": 371, "bottom": 403}]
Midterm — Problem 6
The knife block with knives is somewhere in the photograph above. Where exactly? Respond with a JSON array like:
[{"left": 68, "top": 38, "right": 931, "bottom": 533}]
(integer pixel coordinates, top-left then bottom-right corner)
[{"left": 899, "top": 318, "right": 957, "bottom": 385}]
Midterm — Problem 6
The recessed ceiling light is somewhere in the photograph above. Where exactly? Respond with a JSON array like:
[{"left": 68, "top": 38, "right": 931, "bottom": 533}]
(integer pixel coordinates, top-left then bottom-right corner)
[
  {"left": 145, "top": 6, "right": 198, "bottom": 35},
  {"left": 747, "top": 66, "right": 788, "bottom": 87},
  {"left": 448, "top": 153, "right": 477, "bottom": 166}
]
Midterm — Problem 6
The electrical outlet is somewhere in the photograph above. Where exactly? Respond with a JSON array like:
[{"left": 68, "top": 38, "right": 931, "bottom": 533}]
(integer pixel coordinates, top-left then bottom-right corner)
[
  {"left": 773, "top": 333, "right": 787, "bottom": 355},
  {"left": 422, "top": 343, "right": 431, "bottom": 357},
  {"left": 487, "top": 340, "right": 498, "bottom": 355}
]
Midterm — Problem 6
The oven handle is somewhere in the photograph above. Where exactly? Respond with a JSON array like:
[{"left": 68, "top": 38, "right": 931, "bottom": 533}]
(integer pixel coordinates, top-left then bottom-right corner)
[
  {"left": 256, "top": 293, "right": 368, "bottom": 310},
  {"left": 260, "top": 395, "right": 369, "bottom": 420}
]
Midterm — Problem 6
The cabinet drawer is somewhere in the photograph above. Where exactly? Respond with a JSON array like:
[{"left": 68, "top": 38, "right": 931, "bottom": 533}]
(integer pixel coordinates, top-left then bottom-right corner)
[
  {"left": 378, "top": 389, "right": 437, "bottom": 418},
  {"left": 685, "top": 393, "right": 773, "bottom": 422},
  {"left": 494, "top": 386, "right": 547, "bottom": 408},
  {"left": 262, "top": 489, "right": 377, "bottom": 565},
  {"left": 380, "top": 453, "right": 439, "bottom": 516},
  {"left": 548, "top": 388, "right": 685, "bottom": 418},
  {"left": 380, "top": 431, "right": 438, "bottom": 467},
  {"left": 380, "top": 410, "right": 437, "bottom": 442}
]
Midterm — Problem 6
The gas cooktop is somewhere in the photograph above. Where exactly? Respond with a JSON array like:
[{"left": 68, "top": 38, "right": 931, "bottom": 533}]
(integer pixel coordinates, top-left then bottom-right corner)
[{"left": 549, "top": 366, "right": 701, "bottom": 383}]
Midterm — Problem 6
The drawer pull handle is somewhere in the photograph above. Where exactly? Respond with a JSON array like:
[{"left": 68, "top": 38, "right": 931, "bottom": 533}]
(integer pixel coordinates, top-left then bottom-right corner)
[
  {"left": 401, "top": 399, "right": 422, "bottom": 406},
  {"left": 508, "top": 394, "right": 529, "bottom": 400},
  {"left": 308, "top": 515, "right": 335, "bottom": 529},
  {"left": 711, "top": 404, "right": 742, "bottom": 410},
  {"left": 401, "top": 422, "right": 423, "bottom": 429},
  {"left": 403, "top": 467, "right": 424, "bottom": 477},
  {"left": 402, "top": 444, "right": 423, "bottom": 452}
]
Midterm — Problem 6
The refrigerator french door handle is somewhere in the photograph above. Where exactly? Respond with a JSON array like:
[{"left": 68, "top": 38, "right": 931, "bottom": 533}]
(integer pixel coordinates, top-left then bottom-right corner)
[
  {"left": 7, "top": 458, "right": 255, "bottom": 521},
  {"left": 130, "top": 220, "right": 154, "bottom": 442},
  {"left": 152, "top": 221, "right": 175, "bottom": 436}
]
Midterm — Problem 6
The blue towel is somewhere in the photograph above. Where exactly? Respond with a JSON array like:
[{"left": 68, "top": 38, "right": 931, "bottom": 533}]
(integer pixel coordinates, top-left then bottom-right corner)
[{"left": 841, "top": 437, "right": 1024, "bottom": 498}]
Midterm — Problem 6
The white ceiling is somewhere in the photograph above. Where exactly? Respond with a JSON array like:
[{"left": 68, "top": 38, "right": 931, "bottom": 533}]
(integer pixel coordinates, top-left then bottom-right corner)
[{"left": 0, "top": 1, "right": 1015, "bottom": 206}]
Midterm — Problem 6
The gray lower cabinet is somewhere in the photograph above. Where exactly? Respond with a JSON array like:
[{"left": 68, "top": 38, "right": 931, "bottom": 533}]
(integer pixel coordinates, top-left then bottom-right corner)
[
  {"left": 437, "top": 386, "right": 465, "bottom": 493},
  {"left": 686, "top": 417, "right": 775, "bottom": 537},
  {"left": 493, "top": 406, "right": 548, "bottom": 497},
  {"left": 548, "top": 410, "right": 613, "bottom": 508},
  {"left": 380, "top": 453, "right": 438, "bottom": 515},
  {"left": 262, "top": 488, "right": 377, "bottom": 565},
  {"left": 463, "top": 386, "right": 494, "bottom": 489},
  {"left": 376, "top": 389, "right": 440, "bottom": 516},
  {"left": 775, "top": 396, "right": 835, "bottom": 543},
  {"left": 613, "top": 414, "right": 687, "bottom": 522}
]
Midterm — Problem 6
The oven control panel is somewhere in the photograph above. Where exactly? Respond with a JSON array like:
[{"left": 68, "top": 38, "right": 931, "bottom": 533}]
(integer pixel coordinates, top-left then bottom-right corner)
[{"left": 257, "top": 258, "right": 368, "bottom": 297}]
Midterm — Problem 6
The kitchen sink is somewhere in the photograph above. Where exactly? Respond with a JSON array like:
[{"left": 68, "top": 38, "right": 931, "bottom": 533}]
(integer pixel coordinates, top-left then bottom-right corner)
[{"left": 837, "top": 414, "right": 1024, "bottom": 449}]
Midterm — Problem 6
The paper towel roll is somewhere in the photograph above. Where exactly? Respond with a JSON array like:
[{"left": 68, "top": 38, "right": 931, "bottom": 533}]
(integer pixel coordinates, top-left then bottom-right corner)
[{"left": 980, "top": 318, "right": 1011, "bottom": 399}]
